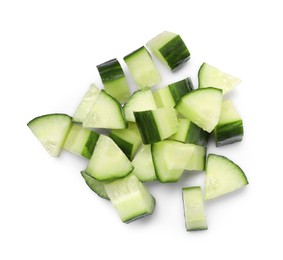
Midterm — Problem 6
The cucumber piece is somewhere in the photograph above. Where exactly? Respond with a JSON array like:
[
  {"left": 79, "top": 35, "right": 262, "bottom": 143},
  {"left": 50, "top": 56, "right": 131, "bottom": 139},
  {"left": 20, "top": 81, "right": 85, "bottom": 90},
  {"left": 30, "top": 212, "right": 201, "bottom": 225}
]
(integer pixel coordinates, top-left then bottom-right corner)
[
  {"left": 176, "top": 87, "right": 223, "bottom": 133},
  {"left": 81, "top": 171, "right": 109, "bottom": 200},
  {"left": 83, "top": 90, "right": 127, "bottom": 129},
  {"left": 153, "top": 78, "right": 194, "bottom": 108},
  {"left": 185, "top": 144, "right": 206, "bottom": 171},
  {"left": 27, "top": 114, "right": 72, "bottom": 157},
  {"left": 204, "top": 154, "right": 248, "bottom": 200},
  {"left": 134, "top": 107, "right": 178, "bottom": 144},
  {"left": 63, "top": 124, "right": 99, "bottom": 159},
  {"left": 182, "top": 186, "right": 207, "bottom": 231},
  {"left": 131, "top": 145, "right": 156, "bottom": 182},
  {"left": 109, "top": 122, "right": 142, "bottom": 160},
  {"left": 198, "top": 63, "right": 241, "bottom": 95},
  {"left": 152, "top": 140, "right": 195, "bottom": 182},
  {"left": 97, "top": 58, "right": 131, "bottom": 103},
  {"left": 104, "top": 174, "right": 156, "bottom": 223},
  {"left": 85, "top": 135, "right": 133, "bottom": 181},
  {"left": 214, "top": 99, "right": 244, "bottom": 146},
  {"left": 124, "top": 46, "right": 161, "bottom": 89},
  {"left": 123, "top": 89, "right": 157, "bottom": 122},
  {"left": 73, "top": 84, "right": 101, "bottom": 123},
  {"left": 168, "top": 118, "right": 209, "bottom": 146},
  {"left": 147, "top": 31, "right": 190, "bottom": 71}
]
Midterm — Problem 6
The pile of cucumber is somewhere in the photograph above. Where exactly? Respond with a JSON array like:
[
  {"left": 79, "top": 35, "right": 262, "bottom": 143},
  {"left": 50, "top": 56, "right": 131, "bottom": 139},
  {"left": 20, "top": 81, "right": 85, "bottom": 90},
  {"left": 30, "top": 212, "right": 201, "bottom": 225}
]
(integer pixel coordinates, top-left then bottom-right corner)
[{"left": 27, "top": 31, "right": 248, "bottom": 231}]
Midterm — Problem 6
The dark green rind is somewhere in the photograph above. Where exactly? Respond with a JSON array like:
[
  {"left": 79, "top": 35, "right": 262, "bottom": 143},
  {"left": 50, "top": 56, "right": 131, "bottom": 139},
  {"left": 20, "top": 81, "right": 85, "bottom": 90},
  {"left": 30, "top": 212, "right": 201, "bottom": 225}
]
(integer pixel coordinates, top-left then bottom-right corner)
[
  {"left": 123, "top": 197, "right": 156, "bottom": 223},
  {"left": 168, "top": 78, "right": 194, "bottom": 104},
  {"left": 185, "top": 122, "right": 210, "bottom": 147},
  {"left": 134, "top": 111, "right": 161, "bottom": 144},
  {"left": 214, "top": 120, "right": 244, "bottom": 147},
  {"left": 27, "top": 113, "right": 72, "bottom": 126},
  {"left": 109, "top": 133, "right": 133, "bottom": 160},
  {"left": 81, "top": 171, "right": 109, "bottom": 200},
  {"left": 97, "top": 58, "right": 125, "bottom": 83},
  {"left": 159, "top": 35, "right": 190, "bottom": 71},
  {"left": 197, "top": 63, "right": 205, "bottom": 88},
  {"left": 81, "top": 131, "right": 99, "bottom": 159},
  {"left": 124, "top": 46, "right": 145, "bottom": 61}
]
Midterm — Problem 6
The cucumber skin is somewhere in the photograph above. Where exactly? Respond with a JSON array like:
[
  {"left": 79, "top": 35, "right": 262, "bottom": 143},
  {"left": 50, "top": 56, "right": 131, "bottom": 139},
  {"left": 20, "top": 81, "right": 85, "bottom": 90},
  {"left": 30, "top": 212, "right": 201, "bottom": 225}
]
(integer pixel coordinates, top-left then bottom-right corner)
[
  {"left": 186, "top": 122, "right": 210, "bottom": 147},
  {"left": 214, "top": 120, "right": 243, "bottom": 146},
  {"left": 109, "top": 133, "right": 133, "bottom": 160},
  {"left": 159, "top": 35, "right": 190, "bottom": 71},
  {"left": 82, "top": 131, "right": 99, "bottom": 159},
  {"left": 169, "top": 78, "right": 194, "bottom": 104},
  {"left": 97, "top": 58, "right": 124, "bottom": 83}
]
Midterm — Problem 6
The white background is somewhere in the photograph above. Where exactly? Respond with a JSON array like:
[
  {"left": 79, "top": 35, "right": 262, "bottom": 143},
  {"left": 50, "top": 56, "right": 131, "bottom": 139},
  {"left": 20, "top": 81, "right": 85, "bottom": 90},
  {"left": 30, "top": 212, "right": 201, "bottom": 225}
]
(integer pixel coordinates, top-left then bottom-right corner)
[{"left": 1, "top": 0, "right": 282, "bottom": 259}]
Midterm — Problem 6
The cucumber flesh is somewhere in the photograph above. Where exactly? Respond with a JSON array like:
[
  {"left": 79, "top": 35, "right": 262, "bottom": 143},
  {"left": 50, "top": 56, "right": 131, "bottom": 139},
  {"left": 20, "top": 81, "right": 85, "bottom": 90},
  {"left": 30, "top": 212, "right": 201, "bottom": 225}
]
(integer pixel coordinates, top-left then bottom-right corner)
[
  {"left": 182, "top": 186, "right": 207, "bottom": 231},
  {"left": 27, "top": 114, "right": 72, "bottom": 157},
  {"left": 104, "top": 174, "right": 156, "bottom": 223},
  {"left": 204, "top": 154, "right": 248, "bottom": 200},
  {"left": 185, "top": 144, "right": 206, "bottom": 171}
]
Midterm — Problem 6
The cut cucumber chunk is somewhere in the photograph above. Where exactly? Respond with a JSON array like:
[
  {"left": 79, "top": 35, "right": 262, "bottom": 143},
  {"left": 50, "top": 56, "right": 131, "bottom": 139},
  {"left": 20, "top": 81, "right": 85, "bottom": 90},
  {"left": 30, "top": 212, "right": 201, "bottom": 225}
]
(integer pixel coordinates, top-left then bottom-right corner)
[
  {"left": 131, "top": 145, "right": 156, "bottom": 182},
  {"left": 154, "top": 78, "right": 194, "bottom": 108},
  {"left": 104, "top": 174, "right": 156, "bottom": 223},
  {"left": 147, "top": 31, "right": 190, "bottom": 71},
  {"left": 83, "top": 90, "right": 127, "bottom": 129},
  {"left": 124, "top": 46, "right": 161, "bottom": 89},
  {"left": 204, "top": 154, "right": 248, "bottom": 200},
  {"left": 198, "top": 63, "right": 241, "bottom": 95},
  {"left": 27, "top": 114, "right": 72, "bottom": 157},
  {"left": 152, "top": 140, "right": 195, "bottom": 182},
  {"left": 73, "top": 84, "right": 101, "bottom": 123},
  {"left": 109, "top": 122, "right": 142, "bottom": 160},
  {"left": 85, "top": 135, "right": 133, "bottom": 181},
  {"left": 182, "top": 186, "right": 207, "bottom": 231},
  {"left": 63, "top": 124, "right": 99, "bottom": 159},
  {"left": 214, "top": 99, "right": 244, "bottom": 146},
  {"left": 176, "top": 87, "right": 223, "bottom": 133},
  {"left": 168, "top": 118, "right": 209, "bottom": 146},
  {"left": 134, "top": 107, "right": 178, "bottom": 144},
  {"left": 185, "top": 144, "right": 206, "bottom": 171},
  {"left": 81, "top": 171, "right": 109, "bottom": 200},
  {"left": 97, "top": 58, "right": 131, "bottom": 103},
  {"left": 123, "top": 89, "right": 157, "bottom": 122}
]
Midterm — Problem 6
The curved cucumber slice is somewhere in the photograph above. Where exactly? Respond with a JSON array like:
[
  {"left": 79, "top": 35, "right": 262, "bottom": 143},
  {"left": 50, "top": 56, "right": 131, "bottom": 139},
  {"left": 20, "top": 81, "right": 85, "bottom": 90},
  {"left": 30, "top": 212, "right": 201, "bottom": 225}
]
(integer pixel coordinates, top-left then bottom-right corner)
[
  {"left": 204, "top": 154, "right": 248, "bottom": 200},
  {"left": 27, "top": 114, "right": 72, "bottom": 157}
]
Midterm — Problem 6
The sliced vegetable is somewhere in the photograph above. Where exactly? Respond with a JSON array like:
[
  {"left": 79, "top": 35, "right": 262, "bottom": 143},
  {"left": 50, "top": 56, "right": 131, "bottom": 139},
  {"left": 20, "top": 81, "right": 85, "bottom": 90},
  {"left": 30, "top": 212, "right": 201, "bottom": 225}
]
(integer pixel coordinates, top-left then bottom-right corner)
[
  {"left": 131, "top": 145, "right": 156, "bottom": 182},
  {"left": 185, "top": 144, "right": 206, "bottom": 171},
  {"left": 182, "top": 186, "right": 207, "bottom": 231},
  {"left": 109, "top": 122, "right": 142, "bottom": 160},
  {"left": 147, "top": 31, "right": 190, "bottom": 71},
  {"left": 97, "top": 58, "right": 131, "bottom": 103},
  {"left": 85, "top": 135, "right": 133, "bottom": 181},
  {"left": 214, "top": 99, "right": 244, "bottom": 146},
  {"left": 83, "top": 90, "right": 127, "bottom": 129},
  {"left": 204, "top": 154, "right": 248, "bottom": 200},
  {"left": 104, "top": 174, "right": 156, "bottom": 223},
  {"left": 124, "top": 46, "right": 161, "bottom": 89},
  {"left": 198, "top": 63, "right": 241, "bottom": 95},
  {"left": 176, "top": 87, "right": 223, "bottom": 132},
  {"left": 134, "top": 107, "right": 178, "bottom": 144},
  {"left": 123, "top": 89, "right": 157, "bottom": 122},
  {"left": 27, "top": 114, "right": 72, "bottom": 157}
]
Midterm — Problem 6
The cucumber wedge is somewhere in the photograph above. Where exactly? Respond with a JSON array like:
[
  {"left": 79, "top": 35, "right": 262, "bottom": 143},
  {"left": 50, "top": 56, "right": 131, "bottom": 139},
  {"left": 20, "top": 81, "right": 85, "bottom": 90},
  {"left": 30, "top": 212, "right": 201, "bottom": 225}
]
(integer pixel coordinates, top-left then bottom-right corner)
[
  {"left": 27, "top": 114, "right": 72, "bottom": 157},
  {"left": 176, "top": 87, "right": 223, "bottom": 133},
  {"left": 104, "top": 174, "right": 156, "bottom": 223},
  {"left": 63, "top": 124, "right": 99, "bottom": 159},
  {"left": 97, "top": 58, "right": 131, "bottom": 103},
  {"left": 182, "top": 186, "right": 207, "bottom": 231},
  {"left": 73, "top": 84, "right": 101, "bottom": 123},
  {"left": 131, "top": 145, "right": 156, "bottom": 182},
  {"left": 123, "top": 89, "right": 157, "bottom": 122},
  {"left": 83, "top": 90, "right": 127, "bottom": 129},
  {"left": 85, "top": 135, "right": 133, "bottom": 181},
  {"left": 134, "top": 107, "right": 178, "bottom": 144},
  {"left": 198, "top": 63, "right": 241, "bottom": 95},
  {"left": 204, "top": 154, "right": 248, "bottom": 200},
  {"left": 214, "top": 99, "right": 244, "bottom": 146},
  {"left": 124, "top": 46, "right": 161, "bottom": 89},
  {"left": 81, "top": 171, "right": 109, "bottom": 200},
  {"left": 185, "top": 144, "right": 206, "bottom": 171},
  {"left": 147, "top": 31, "right": 190, "bottom": 71}
]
